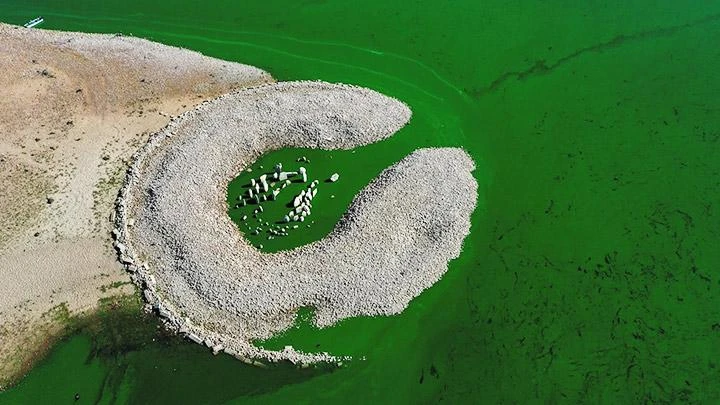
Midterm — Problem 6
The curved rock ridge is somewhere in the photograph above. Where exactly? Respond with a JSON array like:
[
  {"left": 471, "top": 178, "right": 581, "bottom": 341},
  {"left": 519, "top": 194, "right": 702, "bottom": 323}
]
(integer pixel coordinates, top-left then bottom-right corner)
[{"left": 114, "top": 81, "right": 477, "bottom": 364}]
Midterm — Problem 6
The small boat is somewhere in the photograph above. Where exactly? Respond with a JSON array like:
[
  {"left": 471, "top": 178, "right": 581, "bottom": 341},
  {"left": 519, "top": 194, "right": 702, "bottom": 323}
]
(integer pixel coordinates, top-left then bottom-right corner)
[{"left": 23, "top": 17, "right": 44, "bottom": 28}]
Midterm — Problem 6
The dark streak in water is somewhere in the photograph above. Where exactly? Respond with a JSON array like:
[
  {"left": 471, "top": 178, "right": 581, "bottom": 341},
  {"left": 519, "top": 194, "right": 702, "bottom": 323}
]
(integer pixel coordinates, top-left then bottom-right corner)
[{"left": 472, "top": 13, "right": 720, "bottom": 97}]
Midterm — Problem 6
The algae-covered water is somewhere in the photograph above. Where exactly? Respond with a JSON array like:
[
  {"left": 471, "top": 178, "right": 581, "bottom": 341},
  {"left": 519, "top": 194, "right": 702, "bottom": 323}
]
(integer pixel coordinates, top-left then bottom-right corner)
[
  {"left": 2, "top": 1, "right": 720, "bottom": 403},
  {"left": 225, "top": 145, "right": 414, "bottom": 253}
]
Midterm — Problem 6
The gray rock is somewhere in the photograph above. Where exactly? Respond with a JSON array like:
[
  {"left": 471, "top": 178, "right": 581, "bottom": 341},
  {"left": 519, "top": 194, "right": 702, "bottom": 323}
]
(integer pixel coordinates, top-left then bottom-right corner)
[{"left": 116, "top": 81, "right": 475, "bottom": 366}]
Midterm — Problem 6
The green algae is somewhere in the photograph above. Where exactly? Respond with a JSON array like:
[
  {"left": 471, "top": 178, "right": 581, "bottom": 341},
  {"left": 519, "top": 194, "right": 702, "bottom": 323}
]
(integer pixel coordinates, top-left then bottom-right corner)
[
  {"left": 0, "top": 297, "right": 329, "bottom": 404},
  {"left": 225, "top": 140, "right": 417, "bottom": 252},
  {"left": 2, "top": 0, "right": 720, "bottom": 403}
]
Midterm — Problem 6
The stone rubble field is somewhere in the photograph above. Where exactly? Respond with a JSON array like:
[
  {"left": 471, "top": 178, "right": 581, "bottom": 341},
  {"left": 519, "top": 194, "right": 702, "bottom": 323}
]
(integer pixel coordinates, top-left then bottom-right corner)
[{"left": 115, "top": 81, "right": 477, "bottom": 364}]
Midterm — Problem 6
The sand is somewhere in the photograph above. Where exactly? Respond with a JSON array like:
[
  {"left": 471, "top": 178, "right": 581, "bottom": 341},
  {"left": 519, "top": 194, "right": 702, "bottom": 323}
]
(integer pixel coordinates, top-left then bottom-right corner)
[
  {"left": 118, "top": 81, "right": 478, "bottom": 364},
  {"left": 0, "top": 23, "right": 272, "bottom": 388}
]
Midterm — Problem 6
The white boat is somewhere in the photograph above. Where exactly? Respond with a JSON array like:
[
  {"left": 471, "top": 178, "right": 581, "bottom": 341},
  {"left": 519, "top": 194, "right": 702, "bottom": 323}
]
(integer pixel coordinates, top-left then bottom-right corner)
[{"left": 23, "top": 17, "right": 44, "bottom": 28}]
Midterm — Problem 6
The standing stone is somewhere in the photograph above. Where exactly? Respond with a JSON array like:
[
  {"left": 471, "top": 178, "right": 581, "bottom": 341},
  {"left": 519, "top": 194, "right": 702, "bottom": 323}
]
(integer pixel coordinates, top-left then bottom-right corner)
[{"left": 279, "top": 172, "right": 297, "bottom": 181}]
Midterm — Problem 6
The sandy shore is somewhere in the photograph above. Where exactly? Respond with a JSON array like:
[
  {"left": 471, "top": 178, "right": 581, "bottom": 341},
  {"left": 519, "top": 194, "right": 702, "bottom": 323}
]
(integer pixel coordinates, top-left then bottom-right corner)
[
  {"left": 0, "top": 23, "right": 272, "bottom": 388},
  {"left": 118, "top": 81, "right": 478, "bottom": 363}
]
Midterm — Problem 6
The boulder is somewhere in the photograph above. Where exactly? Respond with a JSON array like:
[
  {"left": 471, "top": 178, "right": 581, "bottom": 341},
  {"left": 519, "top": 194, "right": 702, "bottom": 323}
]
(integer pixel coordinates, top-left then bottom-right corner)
[
  {"left": 278, "top": 171, "right": 297, "bottom": 181},
  {"left": 187, "top": 334, "right": 203, "bottom": 344}
]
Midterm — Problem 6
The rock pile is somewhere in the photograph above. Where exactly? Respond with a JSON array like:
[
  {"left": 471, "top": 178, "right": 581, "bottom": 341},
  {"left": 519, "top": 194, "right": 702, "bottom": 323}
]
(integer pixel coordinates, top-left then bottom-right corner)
[
  {"left": 114, "top": 81, "right": 477, "bottom": 365},
  {"left": 233, "top": 161, "right": 328, "bottom": 240}
]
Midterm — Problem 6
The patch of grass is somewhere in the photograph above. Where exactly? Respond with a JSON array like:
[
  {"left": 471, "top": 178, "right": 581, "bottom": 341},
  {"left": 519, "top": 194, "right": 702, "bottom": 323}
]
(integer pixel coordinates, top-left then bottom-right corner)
[
  {"left": 99, "top": 280, "right": 132, "bottom": 293},
  {"left": 91, "top": 161, "right": 126, "bottom": 231},
  {"left": 44, "top": 302, "right": 72, "bottom": 325}
]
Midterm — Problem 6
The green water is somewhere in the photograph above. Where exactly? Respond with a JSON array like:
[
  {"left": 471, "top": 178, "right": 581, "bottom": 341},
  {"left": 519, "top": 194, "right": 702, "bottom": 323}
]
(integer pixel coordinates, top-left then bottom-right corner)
[
  {"left": 225, "top": 143, "right": 417, "bottom": 252},
  {"left": 1, "top": 298, "right": 329, "bottom": 404},
  {"left": 3, "top": 1, "right": 720, "bottom": 403}
]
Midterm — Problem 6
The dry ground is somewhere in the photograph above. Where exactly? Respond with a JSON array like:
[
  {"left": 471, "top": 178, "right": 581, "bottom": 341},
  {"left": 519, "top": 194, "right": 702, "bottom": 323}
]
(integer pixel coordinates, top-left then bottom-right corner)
[{"left": 0, "top": 23, "right": 272, "bottom": 388}]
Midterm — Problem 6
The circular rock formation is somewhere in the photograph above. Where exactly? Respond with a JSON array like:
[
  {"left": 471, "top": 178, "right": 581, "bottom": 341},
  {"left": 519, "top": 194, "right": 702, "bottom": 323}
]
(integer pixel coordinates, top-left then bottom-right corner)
[{"left": 114, "top": 81, "right": 477, "bottom": 364}]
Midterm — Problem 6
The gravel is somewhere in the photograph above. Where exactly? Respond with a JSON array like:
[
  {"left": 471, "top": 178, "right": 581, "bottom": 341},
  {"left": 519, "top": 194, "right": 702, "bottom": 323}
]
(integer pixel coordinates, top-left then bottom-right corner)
[
  {"left": 114, "top": 81, "right": 477, "bottom": 365},
  {"left": 5, "top": 23, "right": 272, "bottom": 95}
]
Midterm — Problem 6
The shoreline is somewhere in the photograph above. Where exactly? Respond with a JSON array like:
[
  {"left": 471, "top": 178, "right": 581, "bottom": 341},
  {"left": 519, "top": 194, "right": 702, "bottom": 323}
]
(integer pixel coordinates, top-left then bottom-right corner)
[
  {"left": 1, "top": 293, "right": 158, "bottom": 391},
  {"left": 0, "top": 23, "right": 272, "bottom": 388}
]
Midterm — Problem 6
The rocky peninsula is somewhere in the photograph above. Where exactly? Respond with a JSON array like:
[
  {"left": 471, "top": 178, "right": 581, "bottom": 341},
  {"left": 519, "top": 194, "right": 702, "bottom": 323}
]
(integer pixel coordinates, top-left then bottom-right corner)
[{"left": 116, "top": 81, "right": 478, "bottom": 364}]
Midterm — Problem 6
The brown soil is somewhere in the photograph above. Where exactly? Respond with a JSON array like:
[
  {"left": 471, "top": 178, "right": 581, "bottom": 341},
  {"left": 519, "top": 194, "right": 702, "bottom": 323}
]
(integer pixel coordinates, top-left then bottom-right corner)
[{"left": 0, "top": 23, "right": 273, "bottom": 389}]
